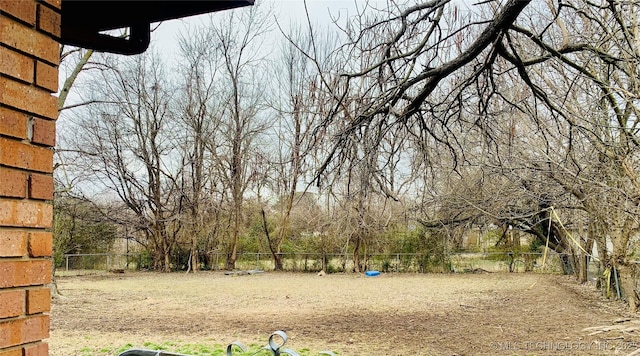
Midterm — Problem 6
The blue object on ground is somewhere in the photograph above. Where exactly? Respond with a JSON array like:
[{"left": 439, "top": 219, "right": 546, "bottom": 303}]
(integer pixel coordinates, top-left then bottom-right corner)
[{"left": 365, "top": 270, "right": 380, "bottom": 277}]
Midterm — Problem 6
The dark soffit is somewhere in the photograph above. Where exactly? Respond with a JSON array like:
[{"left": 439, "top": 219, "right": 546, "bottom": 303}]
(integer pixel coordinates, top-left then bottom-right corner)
[{"left": 60, "top": 0, "right": 255, "bottom": 54}]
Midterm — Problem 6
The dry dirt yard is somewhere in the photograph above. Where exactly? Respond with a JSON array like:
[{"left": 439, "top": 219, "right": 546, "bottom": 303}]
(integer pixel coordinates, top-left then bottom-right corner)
[{"left": 50, "top": 271, "right": 640, "bottom": 356}]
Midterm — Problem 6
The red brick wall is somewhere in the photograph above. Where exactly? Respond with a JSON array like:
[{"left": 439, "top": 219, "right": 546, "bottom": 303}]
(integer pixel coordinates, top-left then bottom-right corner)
[{"left": 0, "top": 0, "right": 59, "bottom": 355}]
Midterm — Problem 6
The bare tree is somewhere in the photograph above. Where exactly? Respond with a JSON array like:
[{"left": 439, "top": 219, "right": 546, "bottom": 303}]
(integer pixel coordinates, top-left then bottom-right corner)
[
  {"left": 301, "top": 0, "right": 640, "bottom": 309},
  {"left": 198, "top": 5, "right": 274, "bottom": 270},
  {"left": 69, "top": 52, "right": 184, "bottom": 272},
  {"left": 258, "top": 25, "right": 332, "bottom": 270},
  {"left": 174, "top": 27, "right": 228, "bottom": 273},
  {"left": 490, "top": 0, "right": 640, "bottom": 310}
]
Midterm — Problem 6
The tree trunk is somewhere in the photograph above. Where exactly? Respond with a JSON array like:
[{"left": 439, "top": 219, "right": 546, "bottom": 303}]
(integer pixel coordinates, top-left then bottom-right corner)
[
  {"left": 163, "top": 246, "right": 171, "bottom": 273},
  {"left": 187, "top": 246, "right": 198, "bottom": 274},
  {"left": 227, "top": 242, "right": 238, "bottom": 270},
  {"left": 617, "top": 263, "right": 638, "bottom": 313},
  {"left": 353, "top": 233, "right": 362, "bottom": 273},
  {"left": 613, "top": 231, "right": 638, "bottom": 312},
  {"left": 274, "top": 254, "right": 283, "bottom": 271},
  {"left": 261, "top": 208, "right": 283, "bottom": 271},
  {"left": 227, "top": 206, "right": 241, "bottom": 270},
  {"left": 50, "top": 264, "right": 62, "bottom": 297}
]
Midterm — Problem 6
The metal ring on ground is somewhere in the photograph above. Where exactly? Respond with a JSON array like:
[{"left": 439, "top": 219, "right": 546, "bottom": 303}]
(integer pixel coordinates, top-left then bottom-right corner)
[
  {"left": 269, "top": 330, "right": 288, "bottom": 350},
  {"left": 226, "top": 341, "right": 247, "bottom": 356}
]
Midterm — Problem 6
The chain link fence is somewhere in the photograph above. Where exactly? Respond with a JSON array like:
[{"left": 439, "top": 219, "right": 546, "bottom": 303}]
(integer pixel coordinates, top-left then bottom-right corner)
[
  {"left": 212, "top": 251, "right": 596, "bottom": 276},
  {"left": 59, "top": 251, "right": 599, "bottom": 277},
  {"left": 60, "top": 253, "right": 142, "bottom": 272}
]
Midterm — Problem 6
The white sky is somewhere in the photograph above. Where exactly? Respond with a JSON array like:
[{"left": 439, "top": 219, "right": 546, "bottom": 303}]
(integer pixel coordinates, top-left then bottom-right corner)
[
  {"left": 59, "top": 0, "right": 359, "bottom": 115},
  {"left": 149, "top": 0, "right": 357, "bottom": 58}
]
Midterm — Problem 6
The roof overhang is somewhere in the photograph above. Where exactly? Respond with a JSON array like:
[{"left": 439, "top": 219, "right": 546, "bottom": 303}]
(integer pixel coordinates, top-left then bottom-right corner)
[{"left": 60, "top": 1, "right": 255, "bottom": 55}]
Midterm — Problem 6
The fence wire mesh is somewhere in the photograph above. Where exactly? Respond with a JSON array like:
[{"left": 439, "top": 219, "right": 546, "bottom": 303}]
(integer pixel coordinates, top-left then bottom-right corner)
[{"left": 59, "top": 251, "right": 600, "bottom": 278}]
